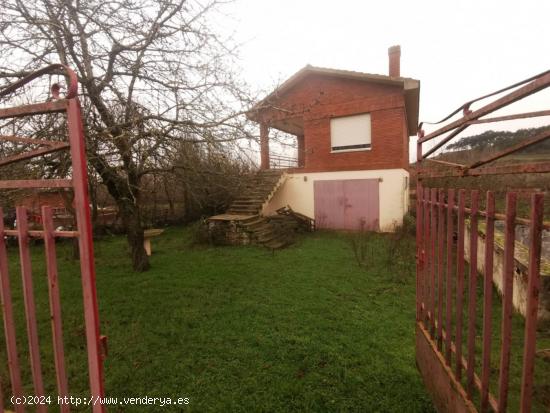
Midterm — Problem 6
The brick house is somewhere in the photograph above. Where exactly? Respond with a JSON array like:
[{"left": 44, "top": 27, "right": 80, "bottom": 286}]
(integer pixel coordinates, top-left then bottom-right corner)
[{"left": 246, "top": 46, "right": 420, "bottom": 231}]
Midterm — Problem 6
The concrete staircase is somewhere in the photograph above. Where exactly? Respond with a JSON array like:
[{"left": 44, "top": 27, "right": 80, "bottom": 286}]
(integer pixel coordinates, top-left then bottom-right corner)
[
  {"left": 207, "top": 170, "right": 312, "bottom": 250},
  {"left": 226, "top": 170, "right": 286, "bottom": 216}
]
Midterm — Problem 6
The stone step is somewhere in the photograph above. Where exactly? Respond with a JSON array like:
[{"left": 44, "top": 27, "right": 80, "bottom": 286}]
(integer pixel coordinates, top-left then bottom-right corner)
[
  {"left": 226, "top": 212, "right": 259, "bottom": 217},
  {"left": 228, "top": 205, "right": 261, "bottom": 212},
  {"left": 231, "top": 197, "right": 263, "bottom": 202},
  {"left": 244, "top": 186, "right": 276, "bottom": 193},
  {"left": 240, "top": 218, "right": 267, "bottom": 229},
  {"left": 230, "top": 201, "right": 263, "bottom": 208},
  {"left": 229, "top": 201, "right": 263, "bottom": 207},
  {"left": 226, "top": 210, "right": 258, "bottom": 215},
  {"left": 246, "top": 221, "right": 271, "bottom": 231},
  {"left": 240, "top": 214, "right": 261, "bottom": 223},
  {"left": 246, "top": 191, "right": 272, "bottom": 198},
  {"left": 254, "top": 228, "right": 279, "bottom": 240}
]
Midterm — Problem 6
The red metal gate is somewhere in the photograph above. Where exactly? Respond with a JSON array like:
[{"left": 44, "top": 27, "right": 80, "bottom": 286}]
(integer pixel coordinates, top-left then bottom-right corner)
[
  {"left": 415, "top": 70, "right": 550, "bottom": 412},
  {"left": 0, "top": 66, "right": 105, "bottom": 412}
]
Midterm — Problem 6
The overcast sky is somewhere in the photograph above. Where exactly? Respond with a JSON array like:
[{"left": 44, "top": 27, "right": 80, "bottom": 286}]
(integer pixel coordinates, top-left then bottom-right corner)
[{"left": 223, "top": 0, "right": 550, "bottom": 160}]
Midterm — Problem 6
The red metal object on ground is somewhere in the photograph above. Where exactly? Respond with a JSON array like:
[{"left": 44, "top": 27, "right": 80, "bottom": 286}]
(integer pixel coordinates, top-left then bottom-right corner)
[
  {"left": 0, "top": 66, "right": 106, "bottom": 412},
  {"left": 415, "top": 70, "right": 548, "bottom": 412}
]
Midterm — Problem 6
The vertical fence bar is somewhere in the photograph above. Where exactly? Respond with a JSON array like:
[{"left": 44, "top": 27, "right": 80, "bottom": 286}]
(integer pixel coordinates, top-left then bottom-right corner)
[
  {"left": 0, "top": 382, "right": 4, "bottom": 413},
  {"left": 16, "top": 206, "right": 47, "bottom": 413},
  {"left": 445, "top": 189, "right": 455, "bottom": 366},
  {"left": 455, "top": 189, "right": 466, "bottom": 381},
  {"left": 430, "top": 188, "right": 437, "bottom": 336},
  {"left": 0, "top": 208, "right": 24, "bottom": 413},
  {"left": 519, "top": 193, "right": 544, "bottom": 413},
  {"left": 480, "top": 191, "right": 495, "bottom": 412},
  {"left": 67, "top": 99, "right": 106, "bottom": 412},
  {"left": 437, "top": 189, "right": 445, "bottom": 350},
  {"left": 497, "top": 192, "right": 517, "bottom": 412},
  {"left": 466, "top": 190, "right": 479, "bottom": 398},
  {"left": 423, "top": 187, "right": 431, "bottom": 328},
  {"left": 416, "top": 181, "right": 423, "bottom": 321},
  {"left": 42, "top": 206, "right": 70, "bottom": 413}
]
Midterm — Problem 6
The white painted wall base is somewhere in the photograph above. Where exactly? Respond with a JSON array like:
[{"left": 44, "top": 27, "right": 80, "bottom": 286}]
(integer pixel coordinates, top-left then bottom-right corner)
[{"left": 262, "top": 169, "right": 409, "bottom": 232}]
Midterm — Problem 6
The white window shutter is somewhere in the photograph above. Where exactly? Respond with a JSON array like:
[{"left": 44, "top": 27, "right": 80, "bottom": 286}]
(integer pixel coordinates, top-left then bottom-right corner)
[{"left": 330, "top": 113, "right": 371, "bottom": 151}]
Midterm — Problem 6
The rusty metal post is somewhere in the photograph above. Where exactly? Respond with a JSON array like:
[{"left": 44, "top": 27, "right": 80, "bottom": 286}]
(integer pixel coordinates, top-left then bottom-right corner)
[
  {"left": 497, "top": 192, "right": 517, "bottom": 412},
  {"left": 0, "top": 208, "right": 24, "bottom": 413},
  {"left": 519, "top": 193, "right": 544, "bottom": 413},
  {"left": 436, "top": 188, "right": 445, "bottom": 350},
  {"left": 445, "top": 189, "right": 455, "bottom": 366},
  {"left": 416, "top": 181, "right": 424, "bottom": 321},
  {"left": 42, "top": 206, "right": 70, "bottom": 413},
  {"left": 455, "top": 189, "right": 466, "bottom": 381},
  {"left": 16, "top": 207, "right": 47, "bottom": 413},
  {"left": 66, "top": 99, "right": 106, "bottom": 412},
  {"left": 480, "top": 191, "right": 495, "bottom": 412},
  {"left": 466, "top": 190, "right": 479, "bottom": 398}
]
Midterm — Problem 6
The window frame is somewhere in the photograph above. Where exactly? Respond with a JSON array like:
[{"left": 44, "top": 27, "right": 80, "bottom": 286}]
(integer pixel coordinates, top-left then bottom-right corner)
[{"left": 329, "top": 112, "right": 372, "bottom": 154}]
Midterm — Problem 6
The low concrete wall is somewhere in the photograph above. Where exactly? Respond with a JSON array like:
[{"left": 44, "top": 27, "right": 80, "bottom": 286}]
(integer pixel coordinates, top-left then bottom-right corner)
[
  {"left": 262, "top": 168, "right": 409, "bottom": 232},
  {"left": 465, "top": 223, "right": 550, "bottom": 326},
  {"left": 416, "top": 323, "right": 477, "bottom": 413}
]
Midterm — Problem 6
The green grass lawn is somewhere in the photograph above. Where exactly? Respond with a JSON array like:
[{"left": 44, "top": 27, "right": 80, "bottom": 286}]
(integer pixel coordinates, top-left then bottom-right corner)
[{"left": 1, "top": 227, "right": 435, "bottom": 412}]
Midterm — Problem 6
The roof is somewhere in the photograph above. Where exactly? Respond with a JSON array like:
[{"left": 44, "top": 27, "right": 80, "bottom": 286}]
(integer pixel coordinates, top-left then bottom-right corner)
[{"left": 248, "top": 65, "right": 420, "bottom": 135}]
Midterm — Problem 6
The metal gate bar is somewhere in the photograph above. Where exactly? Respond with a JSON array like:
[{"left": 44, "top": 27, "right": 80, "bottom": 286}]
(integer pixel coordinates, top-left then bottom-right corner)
[
  {"left": 415, "top": 69, "right": 549, "bottom": 413},
  {"left": 0, "top": 65, "right": 105, "bottom": 412},
  {"left": 42, "top": 206, "right": 70, "bottom": 413},
  {"left": 417, "top": 187, "right": 545, "bottom": 412}
]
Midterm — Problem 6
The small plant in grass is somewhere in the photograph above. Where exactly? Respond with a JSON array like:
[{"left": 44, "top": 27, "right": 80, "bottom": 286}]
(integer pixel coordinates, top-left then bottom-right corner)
[
  {"left": 349, "top": 215, "right": 416, "bottom": 282},
  {"left": 348, "top": 222, "right": 378, "bottom": 270},
  {"left": 386, "top": 218, "right": 416, "bottom": 283}
]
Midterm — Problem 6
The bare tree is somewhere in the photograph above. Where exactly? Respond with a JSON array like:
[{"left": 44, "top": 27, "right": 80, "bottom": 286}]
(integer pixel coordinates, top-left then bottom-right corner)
[{"left": 0, "top": 0, "right": 254, "bottom": 271}]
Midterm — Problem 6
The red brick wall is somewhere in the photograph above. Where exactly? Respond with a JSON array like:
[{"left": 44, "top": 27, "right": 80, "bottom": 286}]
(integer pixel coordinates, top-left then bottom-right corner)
[
  {"left": 261, "top": 75, "right": 409, "bottom": 173},
  {"left": 19, "top": 192, "right": 69, "bottom": 212}
]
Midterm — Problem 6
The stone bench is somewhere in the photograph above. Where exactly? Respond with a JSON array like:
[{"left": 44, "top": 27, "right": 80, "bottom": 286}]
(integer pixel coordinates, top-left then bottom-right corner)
[{"left": 143, "top": 229, "right": 164, "bottom": 256}]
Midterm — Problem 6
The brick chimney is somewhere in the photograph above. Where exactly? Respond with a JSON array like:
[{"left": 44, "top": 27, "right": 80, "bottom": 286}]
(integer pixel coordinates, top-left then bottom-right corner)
[{"left": 388, "top": 45, "right": 401, "bottom": 77}]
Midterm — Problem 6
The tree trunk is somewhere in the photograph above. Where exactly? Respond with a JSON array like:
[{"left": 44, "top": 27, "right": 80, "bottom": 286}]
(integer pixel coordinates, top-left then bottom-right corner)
[
  {"left": 119, "top": 199, "right": 150, "bottom": 272},
  {"left": 89, "top": 181, "right": 98, "bottom": 230}
]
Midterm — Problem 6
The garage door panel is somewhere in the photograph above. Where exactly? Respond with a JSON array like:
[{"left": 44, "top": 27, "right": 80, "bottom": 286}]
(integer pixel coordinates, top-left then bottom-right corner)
[
  {"left": 314, "top": 180, "right": 345, "bottom": 229},
  {"left": 314, "top": 179, "right": 379, "bottom": 231},
  {"left": 343, "top": 179, "right": 379, "bottom": 231}
]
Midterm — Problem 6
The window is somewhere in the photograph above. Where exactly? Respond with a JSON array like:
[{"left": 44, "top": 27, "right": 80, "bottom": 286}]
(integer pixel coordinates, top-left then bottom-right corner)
[{"left": 330, "top": 113, "right": 371, "bottom": 152}]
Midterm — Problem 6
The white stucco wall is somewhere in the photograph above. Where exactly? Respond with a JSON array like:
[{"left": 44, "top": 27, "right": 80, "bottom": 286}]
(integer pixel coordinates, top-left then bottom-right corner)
[{"left": 262, "top": 169, "right": 409, "bottom": 232}]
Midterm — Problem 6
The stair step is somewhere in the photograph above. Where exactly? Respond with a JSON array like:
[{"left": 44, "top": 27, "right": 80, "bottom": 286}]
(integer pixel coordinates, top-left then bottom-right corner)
[
  {"left": 226, "top": 210, "right": 258, "bottom": 215},
  {"left": 249, "top": 222, "right": 272, "bottom": 231},
  {"left": 240, "top": 215, "right": 261, "bottom": 223},
  {"left": 231, "top": 199, "right": 263, "bottom": 204},
  {"left": 228, "top": 207, "right": 260, "bottom": 212},
  {"left": 229, "top": 203, "right": 261, "bottom": 208},
  {"left": 254, "top": 229, "right": 278, "bottom": 239},
  {"left": 240, "top": 219, "right": 267, "bottom": 229},
  {"left": 231, "top": 201, "right": 262, "bottom": 208}
]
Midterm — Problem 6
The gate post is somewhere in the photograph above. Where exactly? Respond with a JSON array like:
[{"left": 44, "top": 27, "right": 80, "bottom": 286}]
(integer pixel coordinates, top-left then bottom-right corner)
[{"left": 67, "top": 99, "right": 106, "bottom": 411}]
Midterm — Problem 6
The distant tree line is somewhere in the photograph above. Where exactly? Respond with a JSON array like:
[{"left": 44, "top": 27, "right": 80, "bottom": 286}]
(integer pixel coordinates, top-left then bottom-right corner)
[{"left": 446, "top": 125, "right": 550, "bottom": 155}]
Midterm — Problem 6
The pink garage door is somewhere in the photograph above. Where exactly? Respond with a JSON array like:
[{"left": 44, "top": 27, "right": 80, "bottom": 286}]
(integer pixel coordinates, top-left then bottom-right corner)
[{"left": 314, "top": 179, "right": 380, "bottom": 230}]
